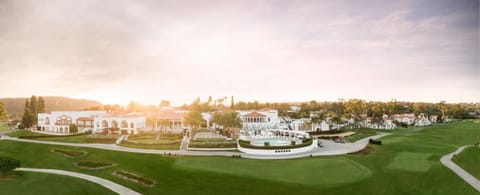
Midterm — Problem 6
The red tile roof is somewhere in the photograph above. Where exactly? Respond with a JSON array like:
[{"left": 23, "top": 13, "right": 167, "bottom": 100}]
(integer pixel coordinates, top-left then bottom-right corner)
[
  {"left": 245, "top": 111, "right": 266, "bottom": 118},
  {"left": 77, "top": 117, "right": 94, "bottom": 121}
]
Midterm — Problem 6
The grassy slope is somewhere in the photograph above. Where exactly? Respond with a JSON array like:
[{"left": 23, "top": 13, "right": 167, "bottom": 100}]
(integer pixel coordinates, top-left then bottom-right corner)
[
  {"left": 32, "top": 134, "right": 90, "bottom": 143},
  {"left": 7, "top": 130, "right": 44, "bottom": 137},
  {"left": 452, "top": 146, "right": 480, "bottom": 180},
  {"left": 0, "top": 121, "right": 478, "bottom": 194},
  {"left": 0, "top": 171, "right": 115, "bottom": 195}
]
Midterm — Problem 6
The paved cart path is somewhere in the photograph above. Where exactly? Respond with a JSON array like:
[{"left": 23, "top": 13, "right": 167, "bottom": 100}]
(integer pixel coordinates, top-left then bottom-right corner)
[
  {"left": 440, "top": 145, "right": 480, "bottom": 192},
  {"left": 0, "top": 133, "right": 390, "bottom": 159},
  {"left": 16, "top": 168, "right": 141, "bottom": 195}
]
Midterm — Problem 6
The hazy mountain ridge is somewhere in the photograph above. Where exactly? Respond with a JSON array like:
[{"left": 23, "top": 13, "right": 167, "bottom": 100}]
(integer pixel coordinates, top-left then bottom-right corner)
[{"left": 0, "top": 96, "right": 103, "bottom": 117}]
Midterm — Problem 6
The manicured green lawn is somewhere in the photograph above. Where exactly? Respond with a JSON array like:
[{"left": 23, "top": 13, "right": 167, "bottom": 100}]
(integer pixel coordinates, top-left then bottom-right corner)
[
  {"left": 388, "top": 152, "right": 432, "bottom": 172},
  {"left": 32, "top": 134, "right": 90, "bottom": 143},
  {"left": 452, "top": 146, "right": 480, "bottom": 180},
  {"left": 0, "top": 171, "right": 115, "bottom": 194},
  {"left": 7, "top": 130, "right": 45, "bottom": 137},
  {"left": 0, "top": 122, "right": 13, "bottom": 133},
  {"left": 0, "top": 121, "right": 478, "bottom": 194},
  {"left": 175, "top": 157, "right": 371, "bottom": 185}
]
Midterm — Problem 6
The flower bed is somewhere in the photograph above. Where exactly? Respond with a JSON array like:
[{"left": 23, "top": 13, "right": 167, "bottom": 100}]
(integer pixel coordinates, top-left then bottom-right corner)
[
  {"left": 113, "top": 170, "right": 155, "bottom": 187},
  {"left": 51, "top": 148, "right": 87, "bottom": 158},
  {"left": 189, "top": 139, "right": 237, "bottom": 148},
  {"left": 74, "top": 160, "right": 116, "bottom": 169},
  {"left": 238, "top": 138, "right": 313, "bottom": 150}
]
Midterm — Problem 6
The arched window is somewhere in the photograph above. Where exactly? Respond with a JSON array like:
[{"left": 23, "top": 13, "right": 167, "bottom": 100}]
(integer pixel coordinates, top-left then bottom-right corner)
[
  {"left": 45, "top": 117, "right": 50, "bottom": 125},
  {"left": 111, "top": 120, "right": 119, "bottom": 128},
  {"left": 102, "top": 120, "right": 109, "bottom": 128},
  {"left": 130, "top": 122, "right": 134, "bottom": 128},
  {"left": 121, "top": 120, "right": 128, "bottom": 128}
]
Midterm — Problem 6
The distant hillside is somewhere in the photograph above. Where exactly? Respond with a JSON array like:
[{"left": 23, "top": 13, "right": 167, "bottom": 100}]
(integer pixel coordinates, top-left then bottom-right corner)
[{"left": 0, "top": 96, "right": 103, "bottom": 118}]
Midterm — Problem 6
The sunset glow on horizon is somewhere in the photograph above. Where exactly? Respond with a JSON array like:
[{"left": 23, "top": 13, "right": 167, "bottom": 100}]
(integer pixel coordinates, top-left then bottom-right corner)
[{"left": 0, "top": 0, "right": 478, "bottom": 105}]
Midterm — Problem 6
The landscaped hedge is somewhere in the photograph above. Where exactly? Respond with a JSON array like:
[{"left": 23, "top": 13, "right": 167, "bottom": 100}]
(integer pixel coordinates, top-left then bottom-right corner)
[
  {"left": 129, "top": 133, "right": 183, "bottom": 140},
  {"left": 120, "top": 140, "right": 181, "bottom": 149},
  {"left": 189, "top": 140, "right": 237, "bottom": 148},
  {"left": 86, "top": 134, "right": 120, "bottom": 144},
  {"left": 51, "top": 148, "right": 87, "bottom": 158},
  {"left": 114, "top": 170, "right": 155, "bottom": 187},
  {"left": 309, "top": 130, "right": 346, "bottom": 135},
  {"left": 75, "top": 160, "right": 115, "bottom": 169},
  {"left": 19, "top": 132, "right": 90, "bottom": 139},
  {"left": 369, "top": 139, "right": 382, "bottom": 145},
  {"left": 238, "top": 138, "right": 314, "bottom": 150}
]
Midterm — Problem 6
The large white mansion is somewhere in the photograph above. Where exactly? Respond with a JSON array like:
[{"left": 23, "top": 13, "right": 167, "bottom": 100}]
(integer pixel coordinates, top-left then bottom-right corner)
[
  {"left": 37, "top": 111, "right": 146, "bottom": 134},
  {"left": 237, "top": 109, "right": 280, "bottom": 130}
]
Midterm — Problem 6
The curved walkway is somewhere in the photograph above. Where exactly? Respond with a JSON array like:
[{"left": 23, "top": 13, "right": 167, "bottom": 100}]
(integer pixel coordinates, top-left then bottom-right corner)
[
  {"left": 16, "top": 168, "right": 141, "bottom": 195},
  {"left": 440, "top": 145, "right": 480, "bottom": 192},
  {"left": 0, "top": 133, "right": 390, "bottom": 160}
]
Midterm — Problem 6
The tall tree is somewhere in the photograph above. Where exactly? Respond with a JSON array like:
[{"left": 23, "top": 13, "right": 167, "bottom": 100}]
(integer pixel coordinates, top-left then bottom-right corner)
[
  {"left": 0, "top": 102, "right": 7, "bottom": 121},
  {"left": 21, "top": 99, "right": 33, "bottom": 128},
  {"left": 37, "top": 96, "right": 46, "bottom": 113},
  {"left": 29, "top": 95, "right": 37, "bottom": 124},
  {"left": 184, "top": 111, "right": 203, "bottom": 130},
  {"left": 230, "top": 96, "right": 235, "bottom": 109}
]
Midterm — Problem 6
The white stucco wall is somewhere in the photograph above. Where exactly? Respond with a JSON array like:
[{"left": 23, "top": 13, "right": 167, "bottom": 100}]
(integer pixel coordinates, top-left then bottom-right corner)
[{"left": 237, "top": 139, "right": 317, "bottom": 155}]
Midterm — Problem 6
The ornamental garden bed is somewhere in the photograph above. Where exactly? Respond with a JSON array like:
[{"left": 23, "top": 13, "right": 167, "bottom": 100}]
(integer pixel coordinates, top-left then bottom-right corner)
[
  {"left": 19, "top": 132, "right": 90, "bottom": 139},
  {"left": 74, "top": 160, "right": 116, "bottom": 169},
  {"left": 112, "top": 170, "right": 155, "bottom": 187},
  {"left": 119, "top": 133, "right": 183, "bottom": 149},
  {"left": 51, "top": 148, "right": 87, "bottom": 158},
  {"left": 238, "top": 138, "right": 313, "bottom": 150},
  {"left": 119, "top": 140, "right": 181, "bottom": 150},
  {"left": 86, "top": 134, "right": 120, "bottom": 144},
  {"left": 189, "top": 139, "right": 237, "bottom": 148}
]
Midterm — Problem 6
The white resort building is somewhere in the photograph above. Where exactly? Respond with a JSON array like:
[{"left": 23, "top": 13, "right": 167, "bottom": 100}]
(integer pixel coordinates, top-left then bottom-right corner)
[
  {"left": 392, "top": 113, "right": 416, "bottom": 125},
  {"left": 237, "top": 109, "right": 280, "bottom": 130},
  {"left": 415, "top": 113, "right": 432, "bottom": 127},
  {"left": 37, "top": 111, "right": 146, "bottom": 135}
]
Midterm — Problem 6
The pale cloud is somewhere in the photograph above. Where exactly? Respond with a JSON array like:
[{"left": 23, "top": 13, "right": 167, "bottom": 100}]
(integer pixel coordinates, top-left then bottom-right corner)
[{"left": 0, "top": 0, "right": 478, "bottom": 105}]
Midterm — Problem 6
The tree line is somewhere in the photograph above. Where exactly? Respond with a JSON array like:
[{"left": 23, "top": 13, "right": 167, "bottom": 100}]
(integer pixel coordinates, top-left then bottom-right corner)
[{"left": 20, "top": 95, "right": 45, "bottom": 128}]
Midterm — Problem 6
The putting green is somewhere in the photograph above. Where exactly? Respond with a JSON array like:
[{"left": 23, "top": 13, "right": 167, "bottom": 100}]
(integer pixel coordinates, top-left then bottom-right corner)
[
  {"left": 388, "top": 152, "right": 432, "bottom": 172},
  {"left": 174, "top": 157, "right": 372, "bottom": 186}
]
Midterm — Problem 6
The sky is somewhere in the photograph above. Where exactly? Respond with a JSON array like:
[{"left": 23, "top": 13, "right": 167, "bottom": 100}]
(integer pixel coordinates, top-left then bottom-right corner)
[{"left": 0, "top": 0, "right": 478, "bottom": 105}]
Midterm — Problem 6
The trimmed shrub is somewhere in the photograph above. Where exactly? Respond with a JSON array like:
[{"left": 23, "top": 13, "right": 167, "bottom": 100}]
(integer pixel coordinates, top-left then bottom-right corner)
[
  {"left": 75, "top": 160, "right": 115, "bottom": 169},
  {"left": 369, "top": 139, "right": 382, "bottom": 145},
  {"left": 238, "top": 138, "right": 314, "bottom": 150},
  {"left": 0, "top": 156, "right": 20, "bottom": 175}
]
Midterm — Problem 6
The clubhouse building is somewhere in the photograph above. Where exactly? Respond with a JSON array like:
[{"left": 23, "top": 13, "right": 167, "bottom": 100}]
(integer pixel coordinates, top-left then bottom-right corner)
[
  {"left": 37, "top": 111, "right": 146, "bottom": 134},
  {"left": 237, "top": 109, "right": 280, "bottom": 130}
]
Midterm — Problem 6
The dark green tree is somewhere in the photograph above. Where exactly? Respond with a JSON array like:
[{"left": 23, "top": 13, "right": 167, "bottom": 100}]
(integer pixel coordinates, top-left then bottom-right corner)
[
  {"left": 69, "top": 124, "right": 78, "bottom": 134},
  {"left": 0, "top": 156, "right": 20, "bottom": 175},
  {"left": 29, "top": 95, "right": 37, "bottom": 123},
  {"left": 37, "top": 96, "right": 46, "bottom": 113},
  {"left": 21, "top": 99, "right": 33, "bottom": 128}
]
